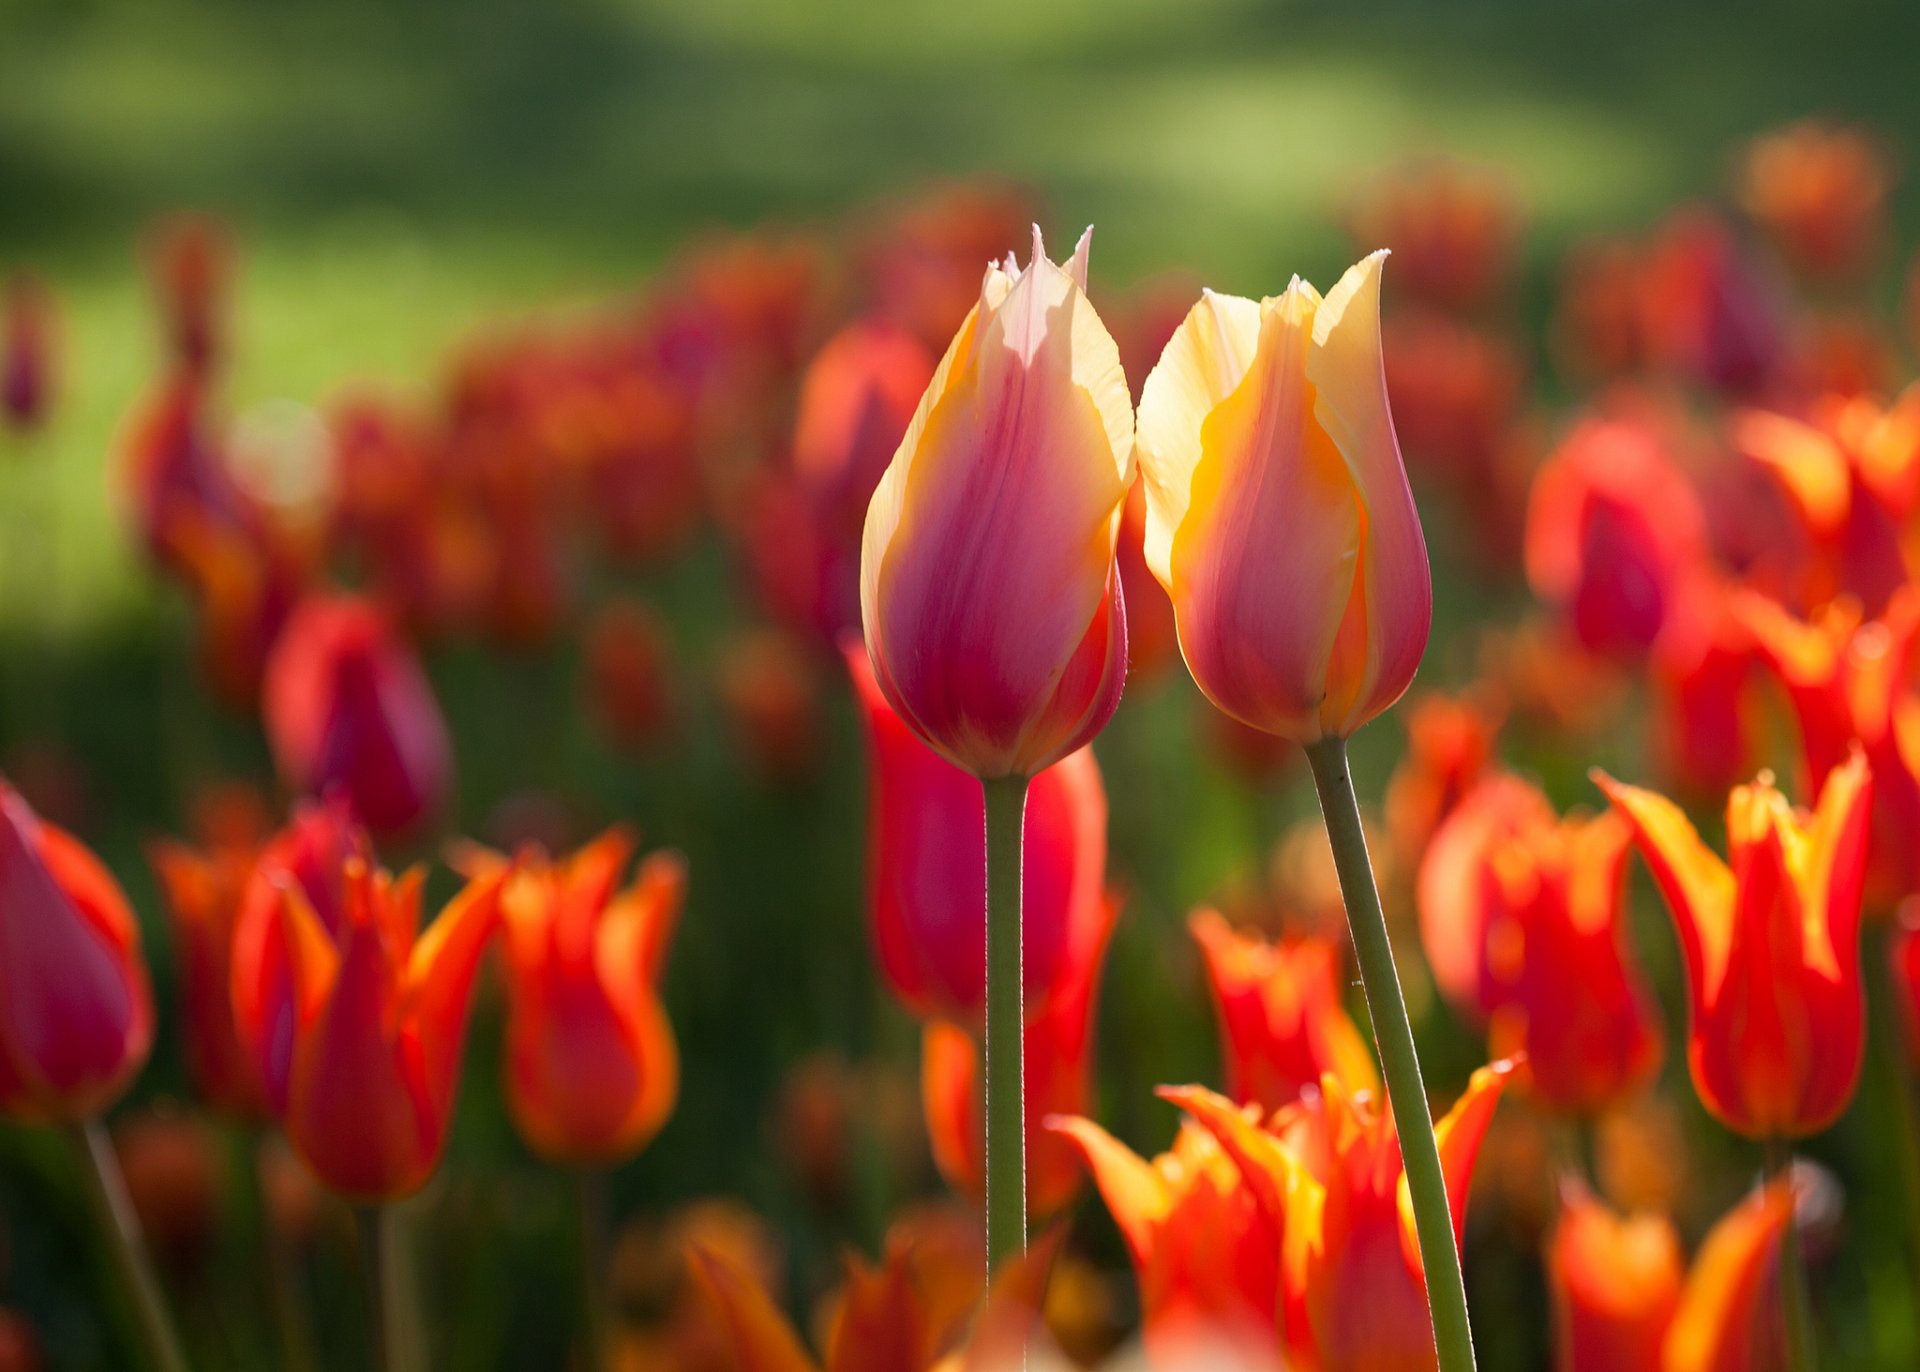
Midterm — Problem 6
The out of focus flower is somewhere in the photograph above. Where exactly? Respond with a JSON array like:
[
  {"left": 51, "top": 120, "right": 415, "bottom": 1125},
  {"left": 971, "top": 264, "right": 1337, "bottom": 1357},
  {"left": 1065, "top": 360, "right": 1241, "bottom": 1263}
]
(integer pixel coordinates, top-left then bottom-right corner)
[
  {"left": 1598, "top": 752, "right": 1871, "bottom": 1139},
  {"left": 1639, "top": 209, "right": 1786, "bottom": 396},
  {"left": 1189, "top": 910, "right": 1377, "bottom": 1114},
  {"left": 1784, "top": 312, "right": 1898, "bottom": 402},
  {"left": 230, "top": 798, "right": 369, "bottom": 1114},
  {"left": 1343, "top": 160, "right": 1520, "bottom": 313},
  {"left": 1524, "top": 416, "right": 1707, "bottom": 661},
  {"left": 1596, "top": 1098, "right": 1695, "bottom": 1220},
  {"left": 1892, "top": 905, "right": 1920, "bottom": 1066},
  {"left": 1381, "top": 310, "right": 1524, "bottom": 487},
  {"left": 846, "top": 642, "right": 1107, "bottom": 1022},
  {"left": 585, "top": 599, "right": 677, "bottom": 752},
  {"left": 716, "top": 626, "right": 824, "bottom": 782},
  {"left": 1650, "top": 578, "right": 1765, "bottom": 797},
  {"left": 1546, "top": 1184, "right": 1682, "bottom": 1372},
  {"left": 1051, "top": 1110, "right": 1282, "bottom": 1359},
  {"left": 1739, "top": 121, "right": 1893, "bottom": 281},
  {"left": 1663, "top": 1181, "right": 1794, "bottom": 1372},
  {"left": 2, "top": 274, "right": 55, "bottom": 435},
  {"left": 149, "top": 832, "right": 269, "bottom": 1117},
  {"left": 488, "top": 830, "right": 684, "bottom": 1166},
  {"left": 1135, "top": 253, "right": 1431, "bottom": 743},
  {"left": 262, "top": 593, "right": 453, "bottom": 838},
  {"left": 1383, "top": 688, "right": 1503, "bottom": 864},
  {"left": 1168, "top": 1060, "right": 1512, "bottom": 1372},
  {"left": 861, "top": 184, "right": 1036, "bottom": 355},
  {"left": 861, "top": 227, "right": 1133, "bottom": 779},
  {"left": 0, "top": 781, "right": 154, "bottom": 1122},
  {"left": 1734, "top": 391, "right": 1920, "bottom": 616},
  {"left": 1476, "top": 620, "right": 1627, "bottom": 742},
  {"left": 250, "top": 856, "right": 501, "bottom": 1200},
  {"left": 1553, "top": 238, "right": 1645, "bottom": 383},
  {"left": 1735, "top": 589, "right": 1920, "bottom": 906},
  {"left": 1116, "top": 478, "right": 1180, "bottom": 682},
  {"left": 922, "top": 892, "right": 1120, "bottom": 1221},
  {"left": 113, "top": 1107, "right": 223, "bottom": 1272},
  {"left": 743, "top": 321, "right": 934, "bottom": 644},
  {"left": 144, "top": 213, "right": 232, "bottom": 378},
  {"left": 1420, "top": 775, "right": 1663, "bottom": 1115}
]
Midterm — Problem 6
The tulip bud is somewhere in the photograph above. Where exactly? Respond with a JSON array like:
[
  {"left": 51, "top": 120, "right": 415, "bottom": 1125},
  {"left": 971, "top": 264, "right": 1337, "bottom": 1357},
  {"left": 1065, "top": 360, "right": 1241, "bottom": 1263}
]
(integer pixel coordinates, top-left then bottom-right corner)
[
  {"left": 845, "top": 641, "right": 1107, "bottom": 1021},
  {"left": 1134, "top": 252, "right": 1431, "bottom": 743},
  {"left": 1546, "top": 1184, "right": 1682, "bottom": 1372},
  {"left": 494, "top": 831, "right": 684, "bottom": 1166},
  {"left": 1598, "top": 752, "right": 1871, "bottom": 1139},
  {"left": 0, "top": 782, "right": 154, "bottom": 1122},
  {"left": 860, "top": 226, "right": 1134, "bottom": 779},
  {"left": 262, "top": 594, "right": 453, "bottom": 838}
]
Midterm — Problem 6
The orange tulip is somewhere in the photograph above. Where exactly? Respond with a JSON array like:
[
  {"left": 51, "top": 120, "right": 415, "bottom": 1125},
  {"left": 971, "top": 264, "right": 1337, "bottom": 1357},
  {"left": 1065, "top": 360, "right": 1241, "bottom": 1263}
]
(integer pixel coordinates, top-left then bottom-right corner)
[
  {"left": 1134, "top": 253, "right": 1430, "bottom": 744},
  {"left": 1050, "top": 1107, "right": 1283, "bottom": 1358},
  {"left": 1167, "top": 1060, "right": 1512, "bottom": 1372},
  {"left": 1418, "top": 775, "right": 1664, "bottom": 1115},
  {"left": 920, "top": 892, "right": 1119, "bottom": 1221},
  {"left": 1740, "top": 121, "right": 1893, "bottom": 281},
  {"left": 1663, "top": 1181, "right": 1795, "bottom": 1372},
  {"left": 1597, "top": 753, "right": 1871, "bottom": 1139},
  {"left": 1735, "top": 588, "right": 1920, "bottom": 906},
  {"left": 239, "top": 843, "right": 499, "bottom": 1200},
  {"left": 1546, "top": 1184, "right": 1683, "bottom": 1372},
  {"left": 846, "top": 641, "right": 1108, "bottom": 1021},
  {"left": 1189, "top": 910, "right": 1377, "bottom": 1114},
  {"left": 149, "top": 835, "right": 268, "bottom": 1117},
  {"left": 490, "top": 830, "right": 684, "bottom": 1165},
  {"left": 1524, "top": 416, "right": 1707, "bottom": 661},
  {"left": 2, "top": 273, "right": 55, "bottom": 435},
  {"left": 1382, "top": 688, "right": 1503, "bottom": 863},
  {"left": 262, "top": 594, "right": 453, "bottom": 838},
  {"left": 0, "top": 781, "right": 154, "bottom": 1122},
  {"left": 859, "top": 226, "right": 1133, "bottom": 779}
]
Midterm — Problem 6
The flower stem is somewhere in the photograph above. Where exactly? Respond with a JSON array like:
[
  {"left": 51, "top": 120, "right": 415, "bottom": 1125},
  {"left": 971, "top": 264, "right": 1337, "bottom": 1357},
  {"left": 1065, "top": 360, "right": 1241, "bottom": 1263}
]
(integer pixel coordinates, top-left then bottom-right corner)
[
  {"left": 69, "top": 1119, "right": 191, "bottom": 1372},
  {"left": 1306, "top": 737, "right": 1476, "bottom": 1372},
  {"left": 981, "top": 774, "right": 1030, "bottom": 1272},
  {"left": 356, "top": 1205, "right": 407, "bottom": 1372},
  {"left": 575, "top": 1168, "right": 613, "bottom": 1372},
  {"left": 242, "top": 1133, "right": 316, "bottom": 1372},
  {"left": 1765, "top": 1141, "right": 1818, "bottom": 1372}
]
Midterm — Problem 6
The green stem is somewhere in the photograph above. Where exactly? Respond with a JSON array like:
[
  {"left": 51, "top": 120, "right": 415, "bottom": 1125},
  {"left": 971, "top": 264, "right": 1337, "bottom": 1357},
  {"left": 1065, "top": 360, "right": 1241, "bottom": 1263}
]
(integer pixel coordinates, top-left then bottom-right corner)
[
  {"left": 1765, "top": 1141, "right": 1818, "bottom": 1372},
  {"left": 243, "top": 1134, "right": 317, "bottom": 1372},
  {"left": 575, "top": 1168, "right": 613, "bottom": 1372},
  {"left": 981, "top": 773, "right": 1030, "bottom": 1271},
  {"left": 1869, "top": 927, "right": 1920, "bottom": 1339},
  {"left": 69, "top": 1119, "right": 191, "bottom": 1372},
  {"left": 356, "top": 1205, "right": 407, "bottom": 1372},
  {"left": 1306, "top": 738, "right": 1476, "bottom": 1372}
]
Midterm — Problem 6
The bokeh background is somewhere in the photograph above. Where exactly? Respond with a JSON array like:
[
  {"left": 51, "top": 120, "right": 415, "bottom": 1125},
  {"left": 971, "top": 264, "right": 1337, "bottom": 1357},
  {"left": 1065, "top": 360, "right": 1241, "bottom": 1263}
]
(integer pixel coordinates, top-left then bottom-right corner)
[{"left": 4, "top": 1, "right": 1920, "bottom": 1368}]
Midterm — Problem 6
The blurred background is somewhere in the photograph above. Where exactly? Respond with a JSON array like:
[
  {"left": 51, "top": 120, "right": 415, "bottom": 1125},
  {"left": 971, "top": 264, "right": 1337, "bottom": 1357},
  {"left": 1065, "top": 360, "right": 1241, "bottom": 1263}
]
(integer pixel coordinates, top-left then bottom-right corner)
[{"left": 4, "top": 0, "right": 1920, "bottom": 1368}]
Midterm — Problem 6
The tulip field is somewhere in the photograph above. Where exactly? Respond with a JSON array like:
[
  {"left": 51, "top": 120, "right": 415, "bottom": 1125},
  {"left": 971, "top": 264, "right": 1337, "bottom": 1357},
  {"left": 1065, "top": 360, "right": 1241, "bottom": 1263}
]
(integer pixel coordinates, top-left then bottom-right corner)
[{"left": 10, "top": 3, "right": 1920, "bottom": 1371}]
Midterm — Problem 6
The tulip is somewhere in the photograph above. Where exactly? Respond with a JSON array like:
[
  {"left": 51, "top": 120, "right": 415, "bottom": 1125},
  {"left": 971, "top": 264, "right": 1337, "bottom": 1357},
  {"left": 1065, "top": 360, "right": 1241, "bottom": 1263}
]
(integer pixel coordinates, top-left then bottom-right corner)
[
  {"left": 1735, "top": 589, "right": 1920, "bottom": 907},
  {"left": 1341, "top": 159, "right": 1519, "bottom": 313},
  {"left": 1546, "top": 1184, "right": 1683, "bottom": 1372},
  {"left": 262, "top": 593, "right": 453, "bottom": 838},
  {"left": 1382, "top": 688, "right": 1503, "bottom": 864},
  {"left": 2, "top": 273, "right": 54, "bottom": 436},
  {"left": 1597, "top": 752, "right": 1870, "bottom": 1140},
  {"left": 1418, "top": 775, "right": 1664, "bottom": 1115},
  {"left": 859, "top": 225, "right": 1133, "bottom": 781},
  {"left": 1050, "top": 1109, "right": 1283, "bottom": 1358},
  {"left": 846, "top": 641, "right": 1107, "bottom": 1021},
  {"left": 583, "top": 598, "right": 675, "bottom": 751},
  {"left": 1639, "top": 209, "right": 1786, "bottom": 396},
  {"left": 144, "top": 213, "right": 232, "bottom": 378},
  {"left": 0, "top": 781, "right": 154, "bottom": 1123},
  {"left": 491, "top": 830, "right": 684, "bottom": 1165},
  {"left": 1649, "top": 577, "right": 1764, "bottom": 797},
  {"left": 1553, "top": 238, "right": 1646, "bottom": 382},
  {"left": 1189, "top": 910, "right": 1377, "bottom": 1114},
  {"left": 1134, "top": 251, "right": 1430, "bottom": 744},
  {"left": 1739, "top": 121, "right": 1892, "bottom": 282},
  {"left": 1167, "top": 1060, "right": 1512, "bottom": 1372},
  {"left": 1524, "top": 416, "right": 1707, "bottom": 661},
  {"left": 149, "top": 835, "right": 268, "bottom": 1117},
  {"left": 920, "top": 890, "right": 1119, "bottom": 1223},
  {"left": 1664, "top": 1182, "right": 1795, "bottom": 1372}
]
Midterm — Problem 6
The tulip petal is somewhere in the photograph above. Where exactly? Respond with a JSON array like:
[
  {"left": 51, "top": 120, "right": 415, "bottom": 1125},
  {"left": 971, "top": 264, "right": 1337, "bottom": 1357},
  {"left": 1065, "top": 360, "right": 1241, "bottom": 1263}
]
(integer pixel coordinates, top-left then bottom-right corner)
[
  {"left": 1594, "top": 770, "right": 1737, "bottom": 996},
  {"left": 689, "top": 1245, "right": 823, "bottom": 1372},
  {"left": 1046, "top": 1115, "right": 1171, "bottom": 1267}
]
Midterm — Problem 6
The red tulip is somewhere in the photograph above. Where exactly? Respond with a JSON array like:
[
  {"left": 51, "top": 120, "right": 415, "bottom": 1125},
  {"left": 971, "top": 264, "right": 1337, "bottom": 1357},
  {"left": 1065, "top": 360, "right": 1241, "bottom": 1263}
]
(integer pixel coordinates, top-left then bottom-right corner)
[
  {"left": 1739, "top": 121, "right": 1893, "bottom": 282},
  {"left": 845, "top": 640, "right": 1107, "bottom": 1022},
  {"left": 1419, "top": 775, "right": 1664, "bottom": 1115},
  {"left": 1546, "top": 1183, "right": 1683, "bottom": 1372},
  {"left": 1382, "top": 688, "right": 1503, "bottom": 863},
  {"left": 1342, "top": 159, "right": 1520, "bottom": 313},
  {"left": 0, "top": 781, "right": 154, "bottom": 1122},
  {"left": 493, "top": 830, "right": 684, "bottom": 1165},
  {"left": 1664, "top": 1181, "right": 1794, "bottom": 1372},
  {"left": 1525, "top": 416, "right": 1707, "bottom": 661},
  {"left": 1598, "top": 753, "right": 1871, "bottom": 1139},
  {"left": 1639, "top": 209, "right": 1786, "bottom": 397},
  {"left": 149, "top": 835, "right": 268, "bottom": 1117},
  {"left": 262, "top": 594, "right": 453, "bottom": 837},
  {"left": 252, "top": 854, "right": 500, "bottom": 1200},
  {"left": 1649, "top": 577, "right": 1764, "bottom": 796},
  {"left": 144, "top": 214, "right": 232, "bottom": 378},
  {"left": 921, "top": 892, "right": 1119, "bottom": 1221},
  {"left": 1189, "top": 910, "right": 1377, "bottom": 1115}
]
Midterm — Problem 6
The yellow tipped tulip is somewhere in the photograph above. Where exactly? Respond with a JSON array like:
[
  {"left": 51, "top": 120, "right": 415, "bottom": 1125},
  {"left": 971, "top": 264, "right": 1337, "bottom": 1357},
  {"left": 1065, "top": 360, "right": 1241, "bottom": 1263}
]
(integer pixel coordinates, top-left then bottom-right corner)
[
  {"left": 861, "top": 226, "right": 1135, "bottom": 780},
  {"left": 1135, "top": 251, "right": 1431, "bottom": 743}
]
